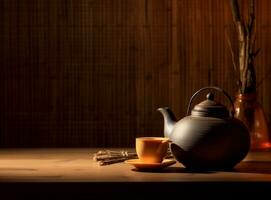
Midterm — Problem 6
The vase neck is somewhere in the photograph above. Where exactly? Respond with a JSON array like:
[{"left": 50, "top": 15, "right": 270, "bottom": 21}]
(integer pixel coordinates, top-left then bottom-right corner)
[{"left": 236, "top": 92, "right": 257, "bottom": 101}]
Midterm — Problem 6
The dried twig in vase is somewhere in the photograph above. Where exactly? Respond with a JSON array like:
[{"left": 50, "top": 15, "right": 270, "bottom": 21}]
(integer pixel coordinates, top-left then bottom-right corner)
[{"left": 229, "top": 0, "right": 258, "bottom": 94}]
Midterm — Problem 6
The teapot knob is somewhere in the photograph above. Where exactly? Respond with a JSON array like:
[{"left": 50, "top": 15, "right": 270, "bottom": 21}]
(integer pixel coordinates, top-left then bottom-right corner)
[{"left": 206, "top": 92, "right": 214, "bottom": 101}]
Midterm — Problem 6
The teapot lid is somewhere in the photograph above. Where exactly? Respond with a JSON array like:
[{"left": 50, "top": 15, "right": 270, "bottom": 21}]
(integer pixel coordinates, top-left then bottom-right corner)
[{"left": 191, "top": 92, "right": 229, "bottom": 118}]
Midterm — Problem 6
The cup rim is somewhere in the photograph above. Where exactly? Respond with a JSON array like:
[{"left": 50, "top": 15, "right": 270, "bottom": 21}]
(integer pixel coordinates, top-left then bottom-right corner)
[{"left": 136, "top": 137, "right": 170, "bottom": 141}]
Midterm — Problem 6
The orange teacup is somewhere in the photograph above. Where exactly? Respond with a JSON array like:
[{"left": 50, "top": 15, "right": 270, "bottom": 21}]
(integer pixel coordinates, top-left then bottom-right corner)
[{"left": 136, "top": 137, "right": 170, "bottom": 163}]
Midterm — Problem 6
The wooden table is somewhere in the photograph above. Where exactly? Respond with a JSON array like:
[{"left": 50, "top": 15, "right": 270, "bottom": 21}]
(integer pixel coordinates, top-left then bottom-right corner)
[{"left": 0, "top": 148, "right": 271, "bottom": 198}]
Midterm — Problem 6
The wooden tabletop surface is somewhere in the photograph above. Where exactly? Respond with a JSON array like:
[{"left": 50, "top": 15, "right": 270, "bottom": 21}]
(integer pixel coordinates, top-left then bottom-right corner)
[{"left": 0, "top": 148, "right": 271, "bottom": 183}]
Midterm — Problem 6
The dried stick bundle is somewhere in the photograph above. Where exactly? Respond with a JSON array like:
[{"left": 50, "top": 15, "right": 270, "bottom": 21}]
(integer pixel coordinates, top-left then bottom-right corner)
[
  {"left": 229, "top": 0, "right": 259, "bottom": 94},
  {"left": 93, "top": 150, "right": 138, "bottom": 166}
]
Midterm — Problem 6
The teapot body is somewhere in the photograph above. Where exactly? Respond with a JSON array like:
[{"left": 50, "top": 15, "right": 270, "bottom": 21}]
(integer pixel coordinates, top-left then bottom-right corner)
[
  {"left": 170, "top": 116, "right": 250, "bottom": 169},
  {"left": 158, "top": 86, "right": 250, "bottom": 170}
]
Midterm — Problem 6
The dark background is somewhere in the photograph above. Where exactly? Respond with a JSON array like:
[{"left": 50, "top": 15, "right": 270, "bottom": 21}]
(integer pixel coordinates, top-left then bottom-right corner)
[{"left": 0, "top": 0, "right": 270, "bottom": 147}]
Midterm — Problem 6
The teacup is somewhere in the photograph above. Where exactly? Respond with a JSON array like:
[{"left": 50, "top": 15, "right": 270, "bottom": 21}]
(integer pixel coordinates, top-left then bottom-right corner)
[{"left": 136, "top": 137, "right": 171, "bottom": 163}]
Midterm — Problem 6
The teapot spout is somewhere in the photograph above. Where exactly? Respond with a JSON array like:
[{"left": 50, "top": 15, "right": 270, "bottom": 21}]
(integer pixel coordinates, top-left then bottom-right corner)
[{"left": 157, "top": 107, "right": 177, "bottom": 138}]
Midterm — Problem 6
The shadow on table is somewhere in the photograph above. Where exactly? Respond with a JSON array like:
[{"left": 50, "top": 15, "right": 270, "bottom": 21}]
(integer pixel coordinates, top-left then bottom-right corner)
[
  {"left": 132, "top": 166, "right": 219, "bottom": 173},
  {"left": 132, "top": 161, "right": 271, "bottom": 174}
]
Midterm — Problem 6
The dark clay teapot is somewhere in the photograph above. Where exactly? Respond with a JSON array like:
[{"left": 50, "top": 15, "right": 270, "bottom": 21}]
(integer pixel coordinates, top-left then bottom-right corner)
[{"left": 158, "top": 86, "right": 250, "bottom": 170}]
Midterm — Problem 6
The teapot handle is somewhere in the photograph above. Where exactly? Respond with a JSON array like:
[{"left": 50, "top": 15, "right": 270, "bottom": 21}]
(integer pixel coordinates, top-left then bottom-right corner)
[{"left": 186, "top": 86, "right": 235, "bottom": 118}]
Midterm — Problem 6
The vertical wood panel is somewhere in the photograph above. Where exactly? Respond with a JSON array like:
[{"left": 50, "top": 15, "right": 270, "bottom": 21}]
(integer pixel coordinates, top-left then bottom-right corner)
[{"left": 0, "top": 0, "right": 271, "bottom": 147}]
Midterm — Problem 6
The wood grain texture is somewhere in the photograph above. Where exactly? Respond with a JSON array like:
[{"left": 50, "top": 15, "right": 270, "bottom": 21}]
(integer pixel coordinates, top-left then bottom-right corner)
[
  {"left": 0, "top": 148, "right": 271, "bottom": 182},
  {"left": 0, "top": 0, "right": 270, "bottom": 147}
]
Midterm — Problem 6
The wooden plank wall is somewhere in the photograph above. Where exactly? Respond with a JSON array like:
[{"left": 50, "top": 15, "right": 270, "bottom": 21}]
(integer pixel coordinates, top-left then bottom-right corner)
[{"left": 0, "top": 0, "right": 270, "bottom": 147}]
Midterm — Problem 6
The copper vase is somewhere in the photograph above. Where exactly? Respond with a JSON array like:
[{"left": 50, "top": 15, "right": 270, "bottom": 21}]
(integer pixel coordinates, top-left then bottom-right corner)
[{"left": 234, "top": 92, "right": 271, "bottom": 151}]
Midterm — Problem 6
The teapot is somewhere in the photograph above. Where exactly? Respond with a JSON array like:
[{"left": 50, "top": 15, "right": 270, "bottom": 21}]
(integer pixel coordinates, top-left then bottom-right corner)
[{"left": 158, "top": 86, "right": 250, "bottom": 170}]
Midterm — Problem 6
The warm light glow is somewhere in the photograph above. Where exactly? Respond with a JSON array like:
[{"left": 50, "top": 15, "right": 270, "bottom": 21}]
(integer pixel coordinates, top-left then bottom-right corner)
[{"left": 260, "top": 142, "right": 271, "bottom": 150}]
